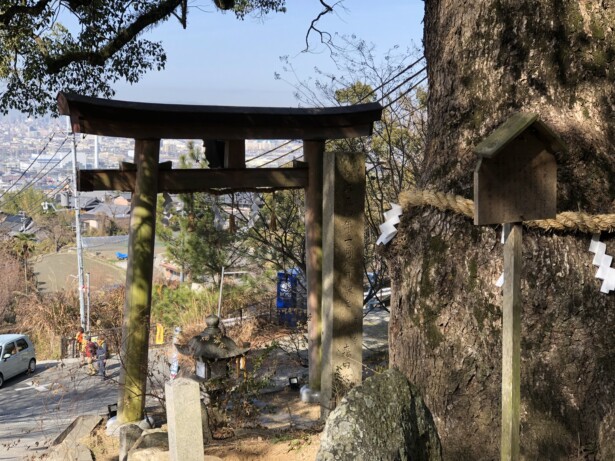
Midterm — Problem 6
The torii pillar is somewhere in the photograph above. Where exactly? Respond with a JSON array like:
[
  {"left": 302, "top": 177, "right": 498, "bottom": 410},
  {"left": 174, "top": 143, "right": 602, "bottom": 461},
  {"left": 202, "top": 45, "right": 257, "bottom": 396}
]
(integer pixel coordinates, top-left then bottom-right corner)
[
  {"left": 58, "top": 92, "right": 381, "bottom": 423},
  {"left": 121, "top": 140, "right": 160, "bottom": 420}
]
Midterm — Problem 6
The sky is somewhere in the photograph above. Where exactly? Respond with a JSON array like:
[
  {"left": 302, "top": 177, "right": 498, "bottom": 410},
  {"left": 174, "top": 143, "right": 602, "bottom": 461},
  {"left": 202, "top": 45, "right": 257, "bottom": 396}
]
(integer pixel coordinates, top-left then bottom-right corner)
[{"left": 112, "top": 1, "right": 424, "bottom": 107}]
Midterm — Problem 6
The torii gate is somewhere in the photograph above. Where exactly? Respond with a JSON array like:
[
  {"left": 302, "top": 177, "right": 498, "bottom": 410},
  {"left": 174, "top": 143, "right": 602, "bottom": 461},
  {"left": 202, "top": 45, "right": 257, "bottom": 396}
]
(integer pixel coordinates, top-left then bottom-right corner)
[{"left": 58, "top": 92, "right": 382, "bottom": 422}]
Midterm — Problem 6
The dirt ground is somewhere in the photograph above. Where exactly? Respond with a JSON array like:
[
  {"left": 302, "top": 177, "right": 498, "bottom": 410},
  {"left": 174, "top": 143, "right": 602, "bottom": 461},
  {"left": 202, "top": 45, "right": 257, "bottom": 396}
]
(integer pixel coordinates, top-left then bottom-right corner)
[
  {"left": 203, "top": 430, "right": 321, "bottom": 461},
  {"left": 85, "top": 388, "right": 323, "bottom": 461},
  {"left": 33, "top": 251, "right": 126, "bottom": 293}
]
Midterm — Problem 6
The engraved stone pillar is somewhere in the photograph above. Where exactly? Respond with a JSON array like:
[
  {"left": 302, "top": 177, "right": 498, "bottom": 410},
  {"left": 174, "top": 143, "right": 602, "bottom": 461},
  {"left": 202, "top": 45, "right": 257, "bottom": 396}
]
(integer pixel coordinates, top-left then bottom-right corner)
[
  {"left": 166, "top": 378, "right": 205, "bottom": 461},
  {"left": 321, "top": 151, "right": 365, "bottom": 420}
]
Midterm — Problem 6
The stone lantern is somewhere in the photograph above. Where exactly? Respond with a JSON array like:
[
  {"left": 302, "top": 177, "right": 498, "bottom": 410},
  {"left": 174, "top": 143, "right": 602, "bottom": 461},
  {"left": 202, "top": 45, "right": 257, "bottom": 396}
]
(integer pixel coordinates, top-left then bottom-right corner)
[{"left": 175, "top": 314, "right": 250, "bottom": 380}]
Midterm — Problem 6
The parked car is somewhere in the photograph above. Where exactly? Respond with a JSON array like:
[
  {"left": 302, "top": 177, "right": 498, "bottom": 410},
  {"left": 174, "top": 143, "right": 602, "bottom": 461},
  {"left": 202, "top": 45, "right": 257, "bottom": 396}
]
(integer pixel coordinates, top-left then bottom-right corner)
[{"left": 0, "top": 334, "right": 36, "bottom": 388}]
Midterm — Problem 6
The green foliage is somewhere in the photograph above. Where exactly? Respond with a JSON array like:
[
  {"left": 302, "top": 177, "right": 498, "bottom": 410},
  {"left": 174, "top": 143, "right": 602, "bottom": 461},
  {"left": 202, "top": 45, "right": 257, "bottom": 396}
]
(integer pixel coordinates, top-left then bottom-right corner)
[
  {"left": 11, "top": 232, "right": 36, "bottom": 261},
  {"left": 151, "top": 283, "right": 218, "bottom": 327},
  {"left": 0, "top": 0, "right": 289, "bottom": 116},
  {"left": 37, "top": 209, "right": 75, "bottom": 251},
  {"left": 207, "top": 344, "right": 275, "bottom": 426},
  {"left": 1, "top": 187, "right": 75, "bottom": 252},
  {"left": 231, "top": 0, "right": 286, "bottom": 19},
  {"left": 151, "top": 275, "right": 273, "bottom": 329},
  {"left": 334, "top": 81, "right": 375, "bottom": 104},
  {"left": 0, "top": 188, "right": 48, "bottom": 217},
  {"left": 8, "top": 285, "right": 125, "bottom": 359},
  {"left": 156, "top": 142, "right": 244, "bottom": 282},
  {"left": 245, "top": 189, "right": 306, "bottom": 273}
]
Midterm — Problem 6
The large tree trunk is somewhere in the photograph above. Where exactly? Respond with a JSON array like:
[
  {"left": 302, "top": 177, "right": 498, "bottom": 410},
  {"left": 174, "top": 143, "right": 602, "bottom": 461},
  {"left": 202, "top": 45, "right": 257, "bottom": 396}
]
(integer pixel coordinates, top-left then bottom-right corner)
[{"left": 388, "top": 1, "right": 615, "bottom": 459}]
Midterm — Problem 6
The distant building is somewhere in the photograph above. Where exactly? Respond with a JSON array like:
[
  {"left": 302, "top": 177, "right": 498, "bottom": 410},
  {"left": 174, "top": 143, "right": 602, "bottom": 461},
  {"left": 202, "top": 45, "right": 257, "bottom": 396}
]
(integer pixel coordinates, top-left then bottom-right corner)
[{"left": 0, "top": 212, "right": 35, "bottom": 236}]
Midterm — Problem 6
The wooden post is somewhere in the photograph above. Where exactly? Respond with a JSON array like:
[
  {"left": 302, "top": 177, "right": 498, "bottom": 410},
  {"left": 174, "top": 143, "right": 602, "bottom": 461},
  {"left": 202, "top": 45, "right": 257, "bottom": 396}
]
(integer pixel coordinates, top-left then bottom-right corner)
[
  {"left": 501, "top": 223, "right": 522, "bottom": 461},
  {"left": 118, "top": 139, "right": 160, "bottom": 423},
  {"left": 321, "top": 151, "right": 365, "bottom": 419},
  {"left": 224, "top": 140, "right": 245, "bottom": 168},
  {"left": 473, "top": 113, "right": 563, "bottom": 460},
  {"left": 304, "top": 140, "right": 324, "bottom": 394}
]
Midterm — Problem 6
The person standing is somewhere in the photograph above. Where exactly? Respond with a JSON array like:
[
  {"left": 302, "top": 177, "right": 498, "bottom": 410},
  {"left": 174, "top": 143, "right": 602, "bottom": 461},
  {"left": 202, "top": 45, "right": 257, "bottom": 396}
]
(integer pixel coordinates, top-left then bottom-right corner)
[
  {"left": 85, "top": 336, "right": 98, "bottom": 376},
  {"left": 96, "top": 334, "right": 108, "bottom": 379},
  {"left": 75, "top": 327, "right": 85, "bottom": 366}
]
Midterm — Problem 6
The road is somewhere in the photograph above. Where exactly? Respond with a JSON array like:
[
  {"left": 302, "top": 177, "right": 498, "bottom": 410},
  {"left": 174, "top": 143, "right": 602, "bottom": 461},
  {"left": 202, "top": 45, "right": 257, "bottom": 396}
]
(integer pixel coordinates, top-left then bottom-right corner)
[
  {"left": 0, "top": 349, "right": 170, "bottom": 461},
  {"left": 0, "top": 359, "right": 119, "bottom": 460}
]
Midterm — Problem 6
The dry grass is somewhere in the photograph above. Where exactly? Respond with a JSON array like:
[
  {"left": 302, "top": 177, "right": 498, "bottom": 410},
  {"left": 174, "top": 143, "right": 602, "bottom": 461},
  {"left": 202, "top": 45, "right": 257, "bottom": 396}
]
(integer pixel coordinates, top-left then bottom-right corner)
[{"left": 81, "top": 423, "right": 120, "bottom": 461}]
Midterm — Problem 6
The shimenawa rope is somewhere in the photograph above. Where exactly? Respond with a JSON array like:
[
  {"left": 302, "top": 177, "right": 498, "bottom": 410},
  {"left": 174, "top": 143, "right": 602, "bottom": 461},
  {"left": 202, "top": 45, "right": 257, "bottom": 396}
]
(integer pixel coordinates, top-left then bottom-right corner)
[{"left": 398, "top": 188, "right": 615, "bottom": 234}]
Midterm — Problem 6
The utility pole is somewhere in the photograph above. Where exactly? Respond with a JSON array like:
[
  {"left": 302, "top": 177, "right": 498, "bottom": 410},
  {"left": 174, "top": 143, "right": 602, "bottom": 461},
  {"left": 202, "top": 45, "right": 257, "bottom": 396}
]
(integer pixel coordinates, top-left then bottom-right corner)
[
  {"left": 67, "top": 117, "right": 86, "bottom": 329},
  {"left": 86, "top": 272, "right": 91, "bottom": 333},
  {"left": 94, "top": 135, "right": 99, "bottom": 168}
]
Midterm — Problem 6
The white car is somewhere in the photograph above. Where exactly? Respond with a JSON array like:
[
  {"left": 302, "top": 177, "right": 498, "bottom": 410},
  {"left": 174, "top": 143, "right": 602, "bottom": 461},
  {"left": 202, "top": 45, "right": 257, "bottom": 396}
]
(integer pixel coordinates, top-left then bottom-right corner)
[{"left": 0, "top": 334, "right": 36, "bottom": 388}]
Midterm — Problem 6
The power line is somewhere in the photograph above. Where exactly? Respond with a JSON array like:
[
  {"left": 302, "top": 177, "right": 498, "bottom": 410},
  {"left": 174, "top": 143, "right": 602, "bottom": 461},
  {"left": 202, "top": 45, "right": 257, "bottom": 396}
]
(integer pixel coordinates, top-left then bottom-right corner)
[
  {"left": 380, "top": 75, "right": 428, "bottom": 111},
  {"left": 376, "top": 66, "right": 427, "bottom": 106},
  {"left": 0, "top": 133, "right": 87, "bottom": 216},
  {"left": 16, "top": 176, "right": 71, "bottom": 218},
  {"left": 258, "top": 145, "right": 303, "bottom": 168},
  {"left": 0, "top": 151, "right": 72, "bottom": 217},
  {"left": 358, "top": 56, "right": 426, "bottom": 104},
  {"left": 0, "top": 131, "right": 59, "bottom": 203},
  {"left": 245, "top": 140, "right": 296, "bottom": 164},
  {"left": 7, "top": 136, "right": 69, "bottom": 199}
]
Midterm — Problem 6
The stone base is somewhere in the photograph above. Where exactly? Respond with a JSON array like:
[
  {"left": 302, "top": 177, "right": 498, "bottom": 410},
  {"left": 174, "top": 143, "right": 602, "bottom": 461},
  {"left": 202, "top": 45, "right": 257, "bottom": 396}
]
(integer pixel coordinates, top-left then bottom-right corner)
[{"left": 300, "top": 385, "right": 321, "bottom": 404}]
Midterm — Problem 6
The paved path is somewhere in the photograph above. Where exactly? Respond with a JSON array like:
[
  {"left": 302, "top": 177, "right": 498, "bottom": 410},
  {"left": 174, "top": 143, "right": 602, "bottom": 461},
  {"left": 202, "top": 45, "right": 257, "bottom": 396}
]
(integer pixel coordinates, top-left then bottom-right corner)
[{"left": 0, "top": 359, "right": 120, "bottom": 460}]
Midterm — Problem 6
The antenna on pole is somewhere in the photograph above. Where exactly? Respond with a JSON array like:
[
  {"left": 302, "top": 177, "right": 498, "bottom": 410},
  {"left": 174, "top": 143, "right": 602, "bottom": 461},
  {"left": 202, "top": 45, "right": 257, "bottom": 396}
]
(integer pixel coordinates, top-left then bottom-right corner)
[{"left": 67, "top": 116, "right": 86, "bottom": 329}]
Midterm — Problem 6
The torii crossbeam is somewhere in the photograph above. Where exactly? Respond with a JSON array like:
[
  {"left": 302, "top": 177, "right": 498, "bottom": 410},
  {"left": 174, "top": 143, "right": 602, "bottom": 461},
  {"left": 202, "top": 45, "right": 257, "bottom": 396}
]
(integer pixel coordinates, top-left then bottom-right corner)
[{"left": 58, "top": 92, "right": 382, "bottom": 422}]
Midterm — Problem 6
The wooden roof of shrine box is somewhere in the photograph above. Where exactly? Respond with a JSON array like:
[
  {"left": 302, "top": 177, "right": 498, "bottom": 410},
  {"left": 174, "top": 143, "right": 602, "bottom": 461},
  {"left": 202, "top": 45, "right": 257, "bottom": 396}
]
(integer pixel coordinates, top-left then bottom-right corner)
[{"left": 474, "top": 113, "right": 565, "bottom": 225}]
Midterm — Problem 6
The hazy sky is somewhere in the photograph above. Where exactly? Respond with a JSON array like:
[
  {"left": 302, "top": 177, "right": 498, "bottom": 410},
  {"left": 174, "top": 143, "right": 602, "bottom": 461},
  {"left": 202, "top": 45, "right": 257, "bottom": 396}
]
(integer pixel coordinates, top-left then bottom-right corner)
[{"left": 113, "top": 1, "right": 424, "bottom": 107}]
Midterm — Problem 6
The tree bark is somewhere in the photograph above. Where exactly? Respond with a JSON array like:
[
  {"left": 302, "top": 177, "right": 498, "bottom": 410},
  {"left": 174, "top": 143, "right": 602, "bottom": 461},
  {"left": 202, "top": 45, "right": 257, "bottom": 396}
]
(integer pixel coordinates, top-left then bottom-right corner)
[{"left": 388, "top": 1, "right": 615, "bottom": 459}]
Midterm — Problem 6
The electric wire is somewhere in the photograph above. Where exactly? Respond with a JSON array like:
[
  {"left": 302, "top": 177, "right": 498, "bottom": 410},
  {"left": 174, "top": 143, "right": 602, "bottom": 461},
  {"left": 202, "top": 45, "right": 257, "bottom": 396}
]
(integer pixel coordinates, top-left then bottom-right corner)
[
  {"left": 17, "top": 176, "right": 72, "bottom": 217},
  {"left": 0, "top": 132, "right": 87, "bottom": 216},
  {"left": 3, "top": 55, "right": 428, "bottom": 211},
  {"left": 356, "top": 56, "right": 426, "bottom": 104},
  {"left": 0, "top": 151, "right": 72, "bottom": 217},
  {"left": 7, "top": 135, "right": 69, "bottom": 200},
  {"left": 258, "top": 145, "right": 303, "bottom": 168},
  {"left": 380, "top": 75, "right": 428, "bottom": 111},
  {"left": 0, "top": 131, "right": 58, "bottom": 202},
  {"left": 245, "top": 140, "right": 295, "bottom": 164},
  {"left": 245, "top": 57, "right": 426, "bottom": 168},
  {"left": 376, "top": 67, "right": 427, "bottom": 107}
]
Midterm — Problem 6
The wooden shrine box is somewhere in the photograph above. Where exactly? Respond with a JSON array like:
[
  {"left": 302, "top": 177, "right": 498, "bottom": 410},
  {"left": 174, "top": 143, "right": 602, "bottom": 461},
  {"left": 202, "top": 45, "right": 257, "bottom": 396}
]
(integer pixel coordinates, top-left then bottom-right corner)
[{"left": 474, "top": 113, "right": 564, "bottom": 225}]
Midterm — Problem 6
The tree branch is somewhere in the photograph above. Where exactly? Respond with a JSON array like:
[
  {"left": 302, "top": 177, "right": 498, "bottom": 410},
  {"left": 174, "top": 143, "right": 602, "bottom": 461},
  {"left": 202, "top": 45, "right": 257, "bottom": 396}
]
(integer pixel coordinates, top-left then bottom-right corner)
[
  {"left": 304, "top": 0, "right": 339, "bottom": 52},
  {"left": 0, "top": 0, "right": 52, "bottom": 26},
  {"left": 44, "top": 0, "right": 183, "bottom": 73}
]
